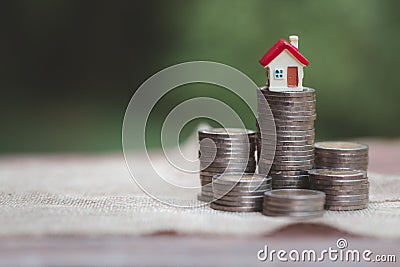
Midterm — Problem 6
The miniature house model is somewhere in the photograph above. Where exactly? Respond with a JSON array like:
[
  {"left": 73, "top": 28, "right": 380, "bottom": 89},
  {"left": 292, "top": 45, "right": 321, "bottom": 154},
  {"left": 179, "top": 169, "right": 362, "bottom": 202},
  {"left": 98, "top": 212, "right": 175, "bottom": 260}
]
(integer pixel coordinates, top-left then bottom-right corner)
[{"left": 259, "top": 35, "right": 309, "bottom": 92}]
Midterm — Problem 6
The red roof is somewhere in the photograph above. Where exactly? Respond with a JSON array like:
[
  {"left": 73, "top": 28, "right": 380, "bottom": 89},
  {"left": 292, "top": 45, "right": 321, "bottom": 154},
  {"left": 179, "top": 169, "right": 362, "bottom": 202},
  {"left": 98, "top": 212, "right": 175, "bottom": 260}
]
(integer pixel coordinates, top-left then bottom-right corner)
[{"left": 259, "top": 39, "right": 309, "bottom": 67}]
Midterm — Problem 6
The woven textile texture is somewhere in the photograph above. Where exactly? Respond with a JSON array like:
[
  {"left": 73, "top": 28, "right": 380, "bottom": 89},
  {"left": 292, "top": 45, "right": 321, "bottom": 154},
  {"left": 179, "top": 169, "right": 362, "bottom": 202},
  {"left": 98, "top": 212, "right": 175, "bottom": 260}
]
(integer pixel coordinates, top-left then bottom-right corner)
[{"left": 1, "top": 139, "right": 399, "bottom": 238}]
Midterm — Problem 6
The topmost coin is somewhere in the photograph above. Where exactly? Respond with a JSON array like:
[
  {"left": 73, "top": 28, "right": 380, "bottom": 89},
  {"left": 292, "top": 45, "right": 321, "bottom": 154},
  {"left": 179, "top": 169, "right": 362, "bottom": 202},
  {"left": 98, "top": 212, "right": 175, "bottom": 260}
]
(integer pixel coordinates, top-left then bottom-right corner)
[
  {"left": 213, "top": 172, "right": 270, "bottom": 185},
  {"left": 199, "top": 128, "right": 256, "bottom": 138},
  {"left": 314, "top": 141, "right": 368, "bottom": 153},
  {"left": 260, "top": 87, "right": 315, "bottom": 97}
]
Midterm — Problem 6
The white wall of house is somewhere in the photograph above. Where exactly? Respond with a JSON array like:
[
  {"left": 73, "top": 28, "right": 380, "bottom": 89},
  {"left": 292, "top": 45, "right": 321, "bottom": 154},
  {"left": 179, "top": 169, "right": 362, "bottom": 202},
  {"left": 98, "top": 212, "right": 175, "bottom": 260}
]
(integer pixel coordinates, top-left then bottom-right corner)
[{"left": 266, "top": 49, "right": 304, "bottom": 92}]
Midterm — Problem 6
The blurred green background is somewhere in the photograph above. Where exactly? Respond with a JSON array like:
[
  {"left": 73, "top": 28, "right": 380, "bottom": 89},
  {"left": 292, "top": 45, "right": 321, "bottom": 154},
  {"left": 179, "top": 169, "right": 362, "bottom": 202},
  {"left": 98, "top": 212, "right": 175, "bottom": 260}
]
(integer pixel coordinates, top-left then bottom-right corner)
[{"left": 1, "top": 0, "right": 399, "bottom": 153}]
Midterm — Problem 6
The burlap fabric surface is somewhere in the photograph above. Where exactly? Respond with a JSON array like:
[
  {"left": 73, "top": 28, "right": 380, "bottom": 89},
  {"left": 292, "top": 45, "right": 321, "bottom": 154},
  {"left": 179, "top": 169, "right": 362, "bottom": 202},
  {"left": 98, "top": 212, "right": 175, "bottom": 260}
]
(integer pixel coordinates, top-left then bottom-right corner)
[{"left": 1, "top": 139, "right": 399, "bottom": 238}]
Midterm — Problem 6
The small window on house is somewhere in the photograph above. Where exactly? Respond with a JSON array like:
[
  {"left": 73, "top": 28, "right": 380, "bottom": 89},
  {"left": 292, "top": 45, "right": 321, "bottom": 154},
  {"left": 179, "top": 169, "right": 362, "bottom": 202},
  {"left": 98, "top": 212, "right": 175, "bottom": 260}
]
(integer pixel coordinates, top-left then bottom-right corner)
[{"left": 274, "top": 68, "right": 284, "bottom": 79}]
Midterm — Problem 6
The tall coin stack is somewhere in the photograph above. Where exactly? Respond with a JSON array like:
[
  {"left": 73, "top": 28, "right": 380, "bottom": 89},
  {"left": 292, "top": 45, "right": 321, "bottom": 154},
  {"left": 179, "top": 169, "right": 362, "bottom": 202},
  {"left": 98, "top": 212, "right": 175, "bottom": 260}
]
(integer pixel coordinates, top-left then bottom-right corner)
[
  {"left": 211, "top": 173, "right": 272, "bottom": 212},
  {"left": 309, "top": 169, "right": 369, "bottom": 210},
  {"left": 314, "top": 141, "right": 369, "bottom": 171},
  {"left": 257, "top": 87, "right": 316, "bottom": 189},
  {"left": 262, "top": 189, "right": 325, "bottom": 218},
  {"left": 198, "top": 128, "right": 257, "bottom": 202}
]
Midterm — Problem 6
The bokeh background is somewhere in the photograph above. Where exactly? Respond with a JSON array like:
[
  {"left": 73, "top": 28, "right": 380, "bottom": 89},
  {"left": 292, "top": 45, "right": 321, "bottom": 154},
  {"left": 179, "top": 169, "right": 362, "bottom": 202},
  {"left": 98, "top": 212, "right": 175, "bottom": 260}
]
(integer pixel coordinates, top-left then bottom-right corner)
[{"left": 1, "top": 0, "right": 399, "bottom": 153}]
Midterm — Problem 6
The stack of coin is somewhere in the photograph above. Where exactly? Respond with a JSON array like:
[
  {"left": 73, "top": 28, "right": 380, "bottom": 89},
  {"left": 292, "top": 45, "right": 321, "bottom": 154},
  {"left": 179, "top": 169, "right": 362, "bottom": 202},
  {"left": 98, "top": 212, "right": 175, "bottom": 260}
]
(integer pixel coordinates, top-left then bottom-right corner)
[
  {"left": 211, "top": 173, "right": 272, "bottom": 212},
  {"left": 314, "top": 141, "right": 369, "bottom": 171},
  {"left": 309, "top": 169, "right": 369, "bottom": 211},
  {"left": 257, "top": 87, "right": 316, "bottom": 189},
  {"left": 262, "top": 189, "right": 325, "bottom": 218},
  {"left": 198, "top": 128, "right": 257, "bottom": 202}
]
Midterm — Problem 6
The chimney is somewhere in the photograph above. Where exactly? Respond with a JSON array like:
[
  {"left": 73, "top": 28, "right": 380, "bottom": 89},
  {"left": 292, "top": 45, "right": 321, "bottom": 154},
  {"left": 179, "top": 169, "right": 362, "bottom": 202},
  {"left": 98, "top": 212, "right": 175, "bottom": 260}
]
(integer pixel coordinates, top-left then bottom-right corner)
[{"left": 289, "top": 35, "right": 299, "bottom": 49}]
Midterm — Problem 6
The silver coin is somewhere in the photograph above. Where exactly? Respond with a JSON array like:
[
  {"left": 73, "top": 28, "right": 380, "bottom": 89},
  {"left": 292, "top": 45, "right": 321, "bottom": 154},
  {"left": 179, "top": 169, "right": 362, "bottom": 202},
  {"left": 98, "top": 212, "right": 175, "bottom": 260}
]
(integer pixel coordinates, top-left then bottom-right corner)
[
  {"left": 271, "top": 140, "right": 312, "bottom": 146},
  {"left": 272, "top": 182, "right": 310, "bottom": 188},
  {"left": 201, "top": 162, "right": 256, "bottom": 169},
  {"left": 262, "top": 210, "right": 324, "bottom": 218},
  {"left": 272, "top": 155, "right": 315, "bottom": 161},
  {"left": 214, "top": 181, "right": 271, "bottom": 189},
  {"left": 260, "top": 87, "right": 316, "bottom": 97},
  {"left": 310, "top": 183, "right": 369, "bottom": 191},
  {"left": 308, "top": 169, "right": 367, "bottom": 179},
  {"left": 265, "top": 199, "right": 324, "bottom": 208},
  {"left": 265, "top": 96, "right": 316, "bottom": 102},
  {"left": 313, "top": 165, "right": 368, "bottom": 171},
  {"left": 314, "top": 156, "right": 368, "bottom": 162},
  {"left": 271, "top": 108, "right": 315, "bottom": 114},
  {"left": 272, "top": 177, "right": 310, "bottom": 183},
  {"left": 199, "top": 135, "right": 257, "bottom": 141},
  {"left": 259, "top": 105, "right": 316, "bottom": 113},
  {"left": 272, "top": 185, "right": 310, "bottom": 189},
  {"left": 270, "top": 165, "right": 313, "bottom": 171},
  {"left": 325, "top": 194, "right": 369, "bottom": 201},
  {"left": 324, "top": 203, "right": 368, "bottom": 211},
  {"left": 213, "top": 187, "right": 271, "bottom": 195},
  {"left": 314, "top": 152, "right": 368, "bottom": 158},
  {"left": 324, "top": 199, "right": 369, "bottom": 205},
  {"left": 214, "top": 193, "right": 264, "bottom": 201},
  {"left": 315, "top": 141, "right": 368, "bottom": 153},
  {"left": 269, "top": 125, "right": 315, "bottom": 131},
  {"left": 213, "top": 189, "right": 269, "bottom": 197},
  {"left": 266, "top": 101, "right": 316, "bottom": 108},
  {"left": 272, "top": 182, "right": 310, "bottom": 187},
  {"left": 200, "top": 143, "right": 255, "bottom": 150},
  {"left": 200, "top": 171, "right": 228, "bottom": 177},
  {"left": 210, "top": 202, "right": 262, "bottom": 212},
  {"left": 317, "top": 188, "right": 369, "bottom": 195},
  {"left": 199, "top": 128, "right": 256, "bottom": 137},
  {"left": 273, "top": 145, "right": 314, "bottom": 151},
  {"left": 313, "top": 166, "right": 368, "bottom": 172},
  {"left": 270, "top": 174, "right": 309, "bottom": 179},
  {"left": 213, "top": 182, "right": 271, "bottom": 191},
  {"left": 310, "top": 178, "right": 368, "bottom": 185},
  {"left": 314, "top": 158, "right": 368, "bottom": 164},
  {"left": 272, "top": 159, "right": 314, "bottom": 166},
  {"left": 262, "top": 135, "right": 315, "bottom": 142},
  {"left": 202, "top": 167, "right": 256, "bottom": 173},
  {"left": 272, "top": 119, "right": 315, "bottom": 126},
  {"left": 264, "top": 189, "right": 325, "bottom": 200},
  {"left": 264, "top": 94, "right": 316, "bottom": 102},
  {"left": 263, "top": 197, "right": 324, "bottom": 207},
  {"left": 258, "top": 108, "right": 316, "bottom": 116},
  {"left": 273, "top": 114, "right": 317, "bottom": 122},
  {"left": 200, "top": 157, "right": 256, "bottom": 164},
  {"left": 213, "top": 198, "right": 264, "bottom": 206},
  {"left": 268, "top": 170, "right": 309, "bottom": 176},
  {"left": 314, "top": 162, "right": 368, "bottom": 168},
  {"left": 265, "top": 150, "right": 315, "bottom": 157},
  {"left": 199, "top": 139, "right": 257, "bottom": 147},
  {"left": 212, "top": 173, "right": 270, "bottom": 183},
  {"left": 200, "top": 152, "right": 256, "bottom": 159},
  {"left": 200, "top": 154, "right": 255, "bottom": 161},
  {"left": 263, "top": 109, "right": 316, "bottom": 116},
  {"left": 266, "top": 204, "right": 323, "bottom": 213}
]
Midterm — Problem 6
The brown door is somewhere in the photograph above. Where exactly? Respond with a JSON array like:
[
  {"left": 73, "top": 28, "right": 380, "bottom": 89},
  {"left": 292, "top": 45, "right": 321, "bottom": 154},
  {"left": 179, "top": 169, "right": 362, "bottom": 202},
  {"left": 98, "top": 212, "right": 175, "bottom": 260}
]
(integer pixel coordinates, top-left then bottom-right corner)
[{"left": 287, "top": 67, "right": 298, "bottom": 87}]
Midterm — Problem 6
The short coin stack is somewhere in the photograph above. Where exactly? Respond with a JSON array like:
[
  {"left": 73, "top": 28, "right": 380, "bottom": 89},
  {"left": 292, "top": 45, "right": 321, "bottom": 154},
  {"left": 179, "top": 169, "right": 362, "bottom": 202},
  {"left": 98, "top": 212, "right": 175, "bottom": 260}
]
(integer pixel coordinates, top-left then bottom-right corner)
[
  {"left": 198, "top": 128, "right": 257, "bottom": 202},
  {"left": 309, "top": 169, "right": 369, "bottom": 210},
  {"left": 262, "top": 189, "right": 325, "bottom": 218},
  {"left": 211, "top": 173, "right": 272, "bottom": 212},
  {"left": 314, "top": 141, "right": 369, "bottom": 171},
  {"left": 257, "top": 87, "right": 316, "bottom": 189}
]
